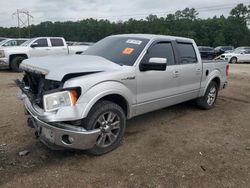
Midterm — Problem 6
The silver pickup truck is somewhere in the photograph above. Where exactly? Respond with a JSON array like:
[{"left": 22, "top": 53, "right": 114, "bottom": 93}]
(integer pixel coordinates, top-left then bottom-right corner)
[{"left": 16, "top": 34, "right": 229, "bottom": 155}]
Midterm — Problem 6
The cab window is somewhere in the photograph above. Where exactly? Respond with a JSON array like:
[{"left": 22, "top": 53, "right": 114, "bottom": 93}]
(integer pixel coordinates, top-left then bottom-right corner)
[
  {"left": 143, "top": 42, "right": 175, "bottom": 65},
  {"left": 33, "top": 39, "right": 48, "bottom": 47},
  {"left": 177, "top": 42, "right": 197, "bottom": 64},
  {"left": 50, "top": 38, "right": 64, "bottom": 47}
]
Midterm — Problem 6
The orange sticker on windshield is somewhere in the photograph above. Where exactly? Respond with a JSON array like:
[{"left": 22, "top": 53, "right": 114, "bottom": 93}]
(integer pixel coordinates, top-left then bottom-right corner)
[{"left": 122, "top": 48, "right": 134, "bottom": 55}]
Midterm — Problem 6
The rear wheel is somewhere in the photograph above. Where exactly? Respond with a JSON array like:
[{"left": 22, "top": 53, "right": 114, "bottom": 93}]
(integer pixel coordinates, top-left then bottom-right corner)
[
  {"left": 230, "top": 57, "right": 237, "bottom": 64},
  {"left": 83, "top": 100, "right": 126, "bottom": 155},
  {"left": 196, "top": 81, "right": 218, "bottom": 110},
  {"left": 10, "top": 56, "right": 25, "bottom": 72}
]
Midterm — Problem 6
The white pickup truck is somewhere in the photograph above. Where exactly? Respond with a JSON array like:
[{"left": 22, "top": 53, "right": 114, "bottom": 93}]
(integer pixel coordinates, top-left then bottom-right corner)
[{"left": 0, "top": 37, "right": 89, "bottom": 72}]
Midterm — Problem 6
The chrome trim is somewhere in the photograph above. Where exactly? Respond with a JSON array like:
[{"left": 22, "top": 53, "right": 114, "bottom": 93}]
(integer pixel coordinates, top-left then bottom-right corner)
[{"left": 23, "top": 94, "right": 101, "bottom": 150}]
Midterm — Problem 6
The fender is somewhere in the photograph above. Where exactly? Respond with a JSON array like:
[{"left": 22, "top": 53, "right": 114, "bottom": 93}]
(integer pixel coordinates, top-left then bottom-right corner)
[
  {"left": 77, "top": 81, "right": 135, "bottom": 119},
  {"left": 200, "top": 69, "right": 222, "bottom": 97}
]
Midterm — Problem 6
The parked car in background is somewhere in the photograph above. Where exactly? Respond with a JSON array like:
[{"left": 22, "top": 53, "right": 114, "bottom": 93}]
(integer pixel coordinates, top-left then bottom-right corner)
[
  {"left": 67, "top": 42, "right": 93, "bottom": 54},
  {"left": 0, "top": 37, "right": 89, "bottom": 71},
  {"left": 0, "top": 37, "right": 7, "bottom": 42},
  {"left": 0, "top": 38, "right": 28, "bottom": 47},
  {"left": 198, "top": 46, "right": 216, "bottom": 60},
  {"left": 215, "top": 46, "right": 234, "bottom": 56},
  {"left": 217, "top": 47, "right": 250, "bottom": 64},
  {"left": 67, "top": 41, "right": 94, "bottom": 54},
  {"left": 16, "top": 34, "right": 229, "bottom": 155},
  {"left": 77, "top": 42, "right": 94, "bottom": 46},
  {"left": 67, "top": 41, "right": 94, "bottom": 46}
]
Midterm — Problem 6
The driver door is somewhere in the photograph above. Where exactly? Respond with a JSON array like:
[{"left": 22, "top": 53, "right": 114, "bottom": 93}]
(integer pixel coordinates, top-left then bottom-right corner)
[
  {"left": 29, "top": 38, "right": 51, "bottom": 57},
  {"left": 136, "top": 41, "right": 181, "bottom": 116}
]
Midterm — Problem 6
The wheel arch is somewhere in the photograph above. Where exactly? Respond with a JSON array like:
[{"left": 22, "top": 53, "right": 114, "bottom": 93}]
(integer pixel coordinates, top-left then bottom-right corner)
[
  {"left": 211, "top": 77, "right": 221, "bottom": 89},
  {"left": 9, "top": 54, "right": 28, "bottom": 68},
  {"left": 229, "top": 56, "right": 237, "bottom": 64},
  {"left": 201, "top": 74, "right": 221, "bottom": 96},
  {"left": 80, "top": 89, "right": 133, "bottom": 120}
]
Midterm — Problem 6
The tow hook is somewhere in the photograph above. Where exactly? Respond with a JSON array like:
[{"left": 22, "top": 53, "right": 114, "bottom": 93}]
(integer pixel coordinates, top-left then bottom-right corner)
[
  {"left": 34, "top": 131, "right": 39, "bottom": 139},
  {"left": 27, "top": 117, "right": 35, "bottom": 128},
  {"left": 27, "top": 117, "right": 40, "bottom": 139}
]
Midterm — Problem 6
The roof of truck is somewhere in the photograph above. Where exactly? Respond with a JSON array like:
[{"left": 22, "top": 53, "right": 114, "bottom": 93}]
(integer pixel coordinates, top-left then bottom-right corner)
[{"left": 111, "top": 34, "right": 194, "bottom": 42}]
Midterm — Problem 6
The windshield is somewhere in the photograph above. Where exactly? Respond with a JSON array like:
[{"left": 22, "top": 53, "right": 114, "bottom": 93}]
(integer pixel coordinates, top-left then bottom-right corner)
[
  {"left": 0, "top": 39, "right": 8, "bottom": 46},
  {"left": 83, "top": 36, "right": 149, "bottom": 66},
  {"left": 21, "top": 38, "right": 34, "bottom": 46}
]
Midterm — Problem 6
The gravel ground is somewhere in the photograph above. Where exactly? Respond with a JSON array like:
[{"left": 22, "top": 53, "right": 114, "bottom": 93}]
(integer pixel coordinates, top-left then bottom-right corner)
[{"left": 0, "top": 64, "right": 250, "bottom": 188}]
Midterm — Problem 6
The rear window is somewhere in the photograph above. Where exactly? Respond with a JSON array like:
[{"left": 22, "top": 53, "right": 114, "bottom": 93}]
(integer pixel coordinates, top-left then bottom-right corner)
[
  {"left": 177, "top": 43, "right": 197, "bottom": 64},
  {"left": 51, "top": 38, "right": 64, "bottom": 47}
]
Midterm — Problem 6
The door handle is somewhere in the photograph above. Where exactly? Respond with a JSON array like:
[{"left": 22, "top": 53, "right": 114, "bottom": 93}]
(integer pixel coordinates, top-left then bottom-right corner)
[
  {"left": 196, "top": 68, "right": 202, "bottom": 75},
  {"left": 173, "top": 70, "right": 180, "bottom": 78}
]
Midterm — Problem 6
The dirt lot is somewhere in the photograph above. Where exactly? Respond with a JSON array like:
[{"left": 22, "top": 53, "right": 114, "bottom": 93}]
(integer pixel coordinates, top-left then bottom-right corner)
[{"left": 0, "top": 64, "right": 250, "bottom": 188}]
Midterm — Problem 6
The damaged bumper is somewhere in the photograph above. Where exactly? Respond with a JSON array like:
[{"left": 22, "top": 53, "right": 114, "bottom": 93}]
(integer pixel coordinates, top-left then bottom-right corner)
[{"left": 22, "top": 94, "right": 101, "bottom": 150}]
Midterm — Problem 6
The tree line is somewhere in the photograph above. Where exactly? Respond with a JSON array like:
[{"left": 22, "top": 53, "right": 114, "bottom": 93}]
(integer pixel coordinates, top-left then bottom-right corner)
[{"left": 0, "top": 3, "right": 250, "bottom": 47}]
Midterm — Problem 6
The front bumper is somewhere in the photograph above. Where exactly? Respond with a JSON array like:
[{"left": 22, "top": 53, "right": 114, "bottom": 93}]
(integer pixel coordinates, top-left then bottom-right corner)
[{"left": 23, "top": 94, "right": 101, "bottom": 150}]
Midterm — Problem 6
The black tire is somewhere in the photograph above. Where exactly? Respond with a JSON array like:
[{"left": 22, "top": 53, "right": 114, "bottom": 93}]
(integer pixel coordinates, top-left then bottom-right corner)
[
  {"left": 230, "top": 57, "right": 237, "bottom": 64},
  {"left": 82, "top": 100, "right": 126, "bottom": 155},
  {"left": 10, "top": 56, "right": 25, "bottom": 72},
  {"left": 196, "top": 81, "right": 218, "bottom": 110}
]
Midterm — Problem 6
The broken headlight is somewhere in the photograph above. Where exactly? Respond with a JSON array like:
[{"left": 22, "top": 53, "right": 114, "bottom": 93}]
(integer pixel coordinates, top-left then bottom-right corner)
[{"left": 43, "top": 90, "right": 78, "bottom": 112}]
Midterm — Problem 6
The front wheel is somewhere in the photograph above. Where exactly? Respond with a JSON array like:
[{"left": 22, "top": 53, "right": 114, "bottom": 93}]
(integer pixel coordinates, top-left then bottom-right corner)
[
  {"left": 196, "top": 81, "right": 218, "bottom": 110},
  {"left": 10, "top": 56, "right": 25, "bottom": 72},
  {"left": 83, "top": 100, "right": 126, "bottom": 155}
]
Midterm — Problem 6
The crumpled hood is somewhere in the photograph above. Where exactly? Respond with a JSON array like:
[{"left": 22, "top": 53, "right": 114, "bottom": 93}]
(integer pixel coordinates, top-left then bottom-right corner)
[{"left": 20, "top": 55, "right": 122, "bottom": 81}]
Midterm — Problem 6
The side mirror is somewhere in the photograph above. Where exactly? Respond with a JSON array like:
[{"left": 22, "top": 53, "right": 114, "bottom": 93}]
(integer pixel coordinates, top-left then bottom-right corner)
[
  {"left": 140, "top": 57, "right": 167, "bottom": 72},
  {"left": 240, "top": 52, "right": 245, "bottom": 55},
  {"left": 30, "top": 42, "right": 38, "bottom": 48}
]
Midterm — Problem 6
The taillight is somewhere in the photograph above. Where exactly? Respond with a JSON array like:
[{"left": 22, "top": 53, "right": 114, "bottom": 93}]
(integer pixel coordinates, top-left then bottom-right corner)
[{"left": 226, "top": 64, "right": 229, "bottom": 77}]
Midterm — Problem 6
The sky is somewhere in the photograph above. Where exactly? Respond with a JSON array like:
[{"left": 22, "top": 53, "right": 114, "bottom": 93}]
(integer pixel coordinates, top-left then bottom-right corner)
[{"left": 0, "top": 0, "right": 250, "bottom": 27}]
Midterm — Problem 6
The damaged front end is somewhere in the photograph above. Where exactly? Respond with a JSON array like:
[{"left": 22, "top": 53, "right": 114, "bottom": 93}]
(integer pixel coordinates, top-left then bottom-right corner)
[
  {"left": 16, "top": 71, "right": 101, "bottom": 150},
  {"left": 16, "top": 72, "right": 62, "bottom": 108}
]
